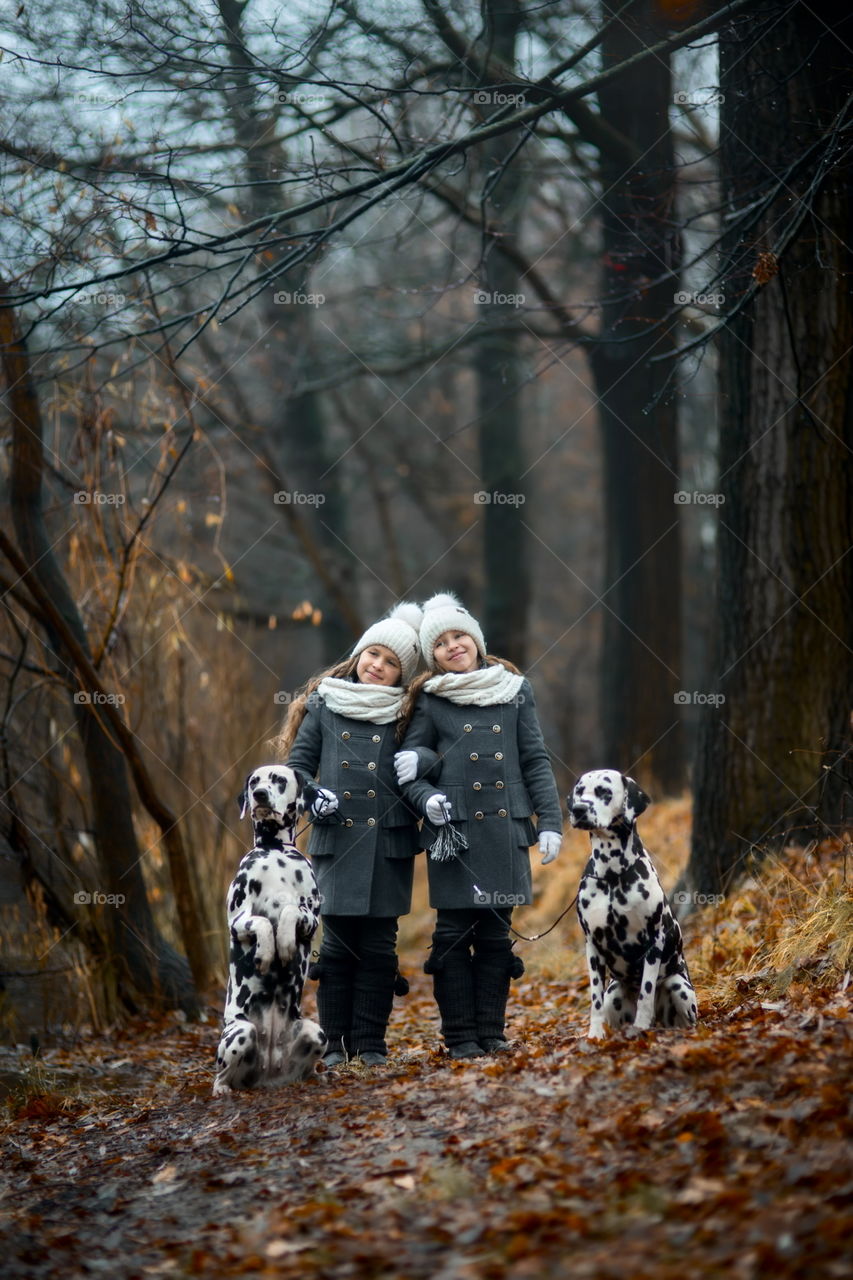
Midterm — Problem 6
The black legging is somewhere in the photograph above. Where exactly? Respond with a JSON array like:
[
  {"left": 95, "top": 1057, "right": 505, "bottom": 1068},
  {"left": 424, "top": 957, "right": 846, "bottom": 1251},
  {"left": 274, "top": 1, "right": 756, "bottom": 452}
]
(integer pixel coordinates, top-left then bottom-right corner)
[
  {"left": 319, "top": 915, "right": 399, "bottom": 965},
  {"left": 427, "top": 906, "right": 513, "bottom": 969}
]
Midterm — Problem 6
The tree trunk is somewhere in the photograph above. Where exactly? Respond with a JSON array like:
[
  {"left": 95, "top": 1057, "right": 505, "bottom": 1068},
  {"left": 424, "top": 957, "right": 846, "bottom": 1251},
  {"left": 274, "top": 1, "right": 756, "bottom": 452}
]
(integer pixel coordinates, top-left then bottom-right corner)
[
  {"left": 590, "top": 0, "right": 683, "bottom": 794},
  {"left": 686, "top": 2, "right": 853, "bottom": 897},
  {"left": 473, "top": 0, "right": 529, "bottom": 666},
  {"left": 1, "top": 292, "right": 200, "bottom": 1015}
]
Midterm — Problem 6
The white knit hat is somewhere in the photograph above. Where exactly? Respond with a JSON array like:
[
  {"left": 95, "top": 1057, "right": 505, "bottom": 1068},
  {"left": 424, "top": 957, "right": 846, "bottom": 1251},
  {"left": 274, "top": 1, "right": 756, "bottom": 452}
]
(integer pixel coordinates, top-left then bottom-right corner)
[
  {"left": 419, "top": 592, "right": 487, "bottom": 668},
  {"left": 351, "top": 602, "right": 424, "bottom": 683}
]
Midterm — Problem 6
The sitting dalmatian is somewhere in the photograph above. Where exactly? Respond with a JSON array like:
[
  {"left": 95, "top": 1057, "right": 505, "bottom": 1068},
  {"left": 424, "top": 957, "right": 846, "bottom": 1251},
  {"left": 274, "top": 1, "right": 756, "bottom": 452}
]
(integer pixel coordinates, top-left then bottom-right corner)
[
  {"left": 569, "top": 770, "right": 698, "bottom": 1039},
  {"left": 213, "top": 765, "right": 333, "bottom": 1095}
]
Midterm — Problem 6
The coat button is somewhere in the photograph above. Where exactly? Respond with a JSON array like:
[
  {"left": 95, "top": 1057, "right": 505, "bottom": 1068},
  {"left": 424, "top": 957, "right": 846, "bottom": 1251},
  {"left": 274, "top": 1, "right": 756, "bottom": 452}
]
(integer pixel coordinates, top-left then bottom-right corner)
[
  {"left": 492, "top": 724, "right": 501, "bottom": 733},
  {"left": 345, "top": 818, "right": 354, "bottom": 827},
  {"left": 470, "top": 752, "right": 479, "bottom": 761},
  {"left": 343, "top": 791, "right": 352, "bottom": 800},
  {"left": 367, "top": 789, "right": 376, "bottom": 798},
  {"left": 495, "top": 781, "right": 504, "bottom": 789},
  {"left": 498, "top": 808, "right": 508, "bottom": 818},
  {"left": 463, "top": 724, "right": 472, "bottom": 732},
  {"left": 368, "top": 761, "right": 376, "bottom": 770},
  {"left": 341, "top": 761, "right": 349, "bottom": 768},
  {"left": 472, "top": 782, "right": 482, "bottom": 791},
  {"left": 341, "top": 731, "right": 351, "bottom": 740},
  {"left": 367, "top": 817, "right": 376, "bottom": 827},
  {"left": 372, "top": 734, "right": 381, "bottom": 743},
  {"left": 474, "top": 811, "right": 484, "bottom": 820},
  {"left": 495, "top": 752, "right": 503, "bottom": 761}
]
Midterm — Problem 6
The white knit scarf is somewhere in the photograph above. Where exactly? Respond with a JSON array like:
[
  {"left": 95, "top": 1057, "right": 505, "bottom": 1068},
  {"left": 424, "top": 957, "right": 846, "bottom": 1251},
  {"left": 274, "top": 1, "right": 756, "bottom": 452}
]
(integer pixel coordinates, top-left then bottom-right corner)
[
  {"left": 424, "top": 664, "right": 524, "bottom": 706},
  {"left": 316, "top": 676, "right": 405, "bottom": 724}
]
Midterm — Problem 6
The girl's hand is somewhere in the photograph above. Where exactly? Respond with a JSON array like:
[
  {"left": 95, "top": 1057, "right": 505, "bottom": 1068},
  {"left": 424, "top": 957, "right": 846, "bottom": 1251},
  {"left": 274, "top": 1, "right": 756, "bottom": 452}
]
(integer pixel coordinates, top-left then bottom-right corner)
[
  {"left": 311, "top": 787, "right": 339, "bottom": 819},
  {"left": 394, "top": 750, "right": 419, "bottom": 785},
  {"left": 425, "top": 794, "right": 451, "bottom": 825},
  {"left": 539, "top": 831, "right": 561, "bottom": 864}
]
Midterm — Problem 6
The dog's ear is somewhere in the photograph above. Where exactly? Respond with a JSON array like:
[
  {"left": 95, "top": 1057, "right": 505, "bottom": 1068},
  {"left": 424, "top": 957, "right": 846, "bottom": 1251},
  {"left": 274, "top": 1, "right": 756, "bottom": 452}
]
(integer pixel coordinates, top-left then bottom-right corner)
[
  {"left": 237, "top": 773, "right": 252, "bottom": 820},
  {"left": 623, "top": 776, "right": 650, "bottom": 821},
  {"left": 297, "top": 775, "right": 319, "bottom": 811}
]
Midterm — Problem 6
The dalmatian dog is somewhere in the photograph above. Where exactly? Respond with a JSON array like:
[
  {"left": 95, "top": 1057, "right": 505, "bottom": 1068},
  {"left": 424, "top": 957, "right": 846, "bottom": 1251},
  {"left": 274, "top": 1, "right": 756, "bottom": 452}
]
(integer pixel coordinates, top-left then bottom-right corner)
[
  {"left": 213, "top": 765, "right": 334, "bottom": 1095},
  {"left": 569, "top": 770, "right": 698, "bottom": 1039}
]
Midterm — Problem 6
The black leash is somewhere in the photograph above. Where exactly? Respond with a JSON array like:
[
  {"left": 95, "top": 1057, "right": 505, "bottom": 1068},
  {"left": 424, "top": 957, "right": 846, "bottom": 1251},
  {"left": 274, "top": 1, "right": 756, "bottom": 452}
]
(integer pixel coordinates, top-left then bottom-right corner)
[{"left": 470, "top": 882, "right": 579, "bottom": 942}]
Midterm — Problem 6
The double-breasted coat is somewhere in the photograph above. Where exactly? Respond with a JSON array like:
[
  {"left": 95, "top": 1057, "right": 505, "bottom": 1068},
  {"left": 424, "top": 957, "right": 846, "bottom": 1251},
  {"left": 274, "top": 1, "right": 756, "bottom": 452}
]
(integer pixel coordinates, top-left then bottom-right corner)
[
  {"left": 287, "top": 692, "right": 438, "bottom": 917},
  {"left": 400, "top": 679, "right": 563, "bottom": 910}
]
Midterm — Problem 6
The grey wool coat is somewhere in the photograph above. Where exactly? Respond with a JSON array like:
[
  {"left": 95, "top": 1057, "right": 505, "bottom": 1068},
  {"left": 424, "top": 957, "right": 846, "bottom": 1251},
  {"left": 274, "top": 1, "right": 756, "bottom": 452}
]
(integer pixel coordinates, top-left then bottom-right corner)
[
  {"left": 400, "top": 679, "right": 563, "bottom": 911},
  {"left": 287, "top": 691, "right": 439, "bottom": 917}
]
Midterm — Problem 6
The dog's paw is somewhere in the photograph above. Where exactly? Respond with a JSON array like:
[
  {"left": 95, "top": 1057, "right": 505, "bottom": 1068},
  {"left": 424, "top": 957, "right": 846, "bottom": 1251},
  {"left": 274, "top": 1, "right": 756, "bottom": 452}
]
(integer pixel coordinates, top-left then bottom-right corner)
[{"left": 212, "top": 1077, "right": 232, "bottom": 1097}]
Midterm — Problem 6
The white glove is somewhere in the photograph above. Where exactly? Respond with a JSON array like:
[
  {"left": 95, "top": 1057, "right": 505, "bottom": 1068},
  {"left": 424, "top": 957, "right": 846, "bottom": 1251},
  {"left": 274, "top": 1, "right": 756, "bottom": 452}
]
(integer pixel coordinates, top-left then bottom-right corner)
[
  {"left": 539, "top": 831, "right": 561, "bottom": 864},
  {"left": 311, "top": 787, "right": 339, "bottom": 819},
  {"left": 394, "top": 750, "right": 419, "bottom": 785},
  {"left": 425, "top": 794, "right": 451, "bottom": 825}
]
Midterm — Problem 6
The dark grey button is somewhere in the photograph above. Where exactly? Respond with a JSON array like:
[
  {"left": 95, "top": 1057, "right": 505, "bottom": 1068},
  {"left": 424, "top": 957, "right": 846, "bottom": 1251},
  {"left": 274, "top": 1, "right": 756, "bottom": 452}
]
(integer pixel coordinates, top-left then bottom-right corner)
[
  {"left": 498, "top": 808, "right": 507, "bottom": 818},
  {"left": 472, "top": 782, "right": 482, "bottom": 791},
  {"left": 495, "top": 781, "right": 504, "bottom": 789},
  {"left": 474, "top": 811, "right": 484, "bottom": 820},
  {"left": 367, "top": 789, "right": 376, "bottom": 798},
  {"left": 341, "top": 760, "right": 349, "bottom": 768},
  {"left": 343, "top": 791, "right": 352, "bottom": 800}
]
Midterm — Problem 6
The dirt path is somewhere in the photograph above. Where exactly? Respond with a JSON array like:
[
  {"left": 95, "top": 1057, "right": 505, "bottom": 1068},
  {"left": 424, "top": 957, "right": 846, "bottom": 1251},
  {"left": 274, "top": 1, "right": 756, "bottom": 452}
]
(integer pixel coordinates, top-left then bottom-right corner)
[{"left": 2, "top": 971, "right": 850, "bottom": 1279}]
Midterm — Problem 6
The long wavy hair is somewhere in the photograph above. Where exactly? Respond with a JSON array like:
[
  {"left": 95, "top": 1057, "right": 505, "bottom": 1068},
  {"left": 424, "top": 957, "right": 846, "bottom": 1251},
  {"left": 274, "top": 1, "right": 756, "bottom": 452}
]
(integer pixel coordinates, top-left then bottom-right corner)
[
  {"left": 395, "top": 653, "right": 521, "bottom": 741},
  {"left": 272, "top": 655, "right": 360, "bottom": 758}
]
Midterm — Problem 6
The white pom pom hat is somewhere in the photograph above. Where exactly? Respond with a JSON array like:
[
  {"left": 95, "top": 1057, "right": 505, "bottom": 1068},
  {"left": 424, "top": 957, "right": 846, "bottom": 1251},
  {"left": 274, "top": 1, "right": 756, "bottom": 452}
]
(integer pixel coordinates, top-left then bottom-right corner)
[
  {"left": 419, "top": 592, "right": 487, "bottom": 668},
  {"left": 351, "top": 602, "right": 424, "bottom": 683}
]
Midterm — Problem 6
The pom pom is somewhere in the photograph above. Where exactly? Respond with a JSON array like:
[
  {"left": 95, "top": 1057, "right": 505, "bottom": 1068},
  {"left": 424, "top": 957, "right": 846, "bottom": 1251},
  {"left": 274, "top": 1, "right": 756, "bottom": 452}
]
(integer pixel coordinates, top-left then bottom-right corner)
[
  {"left": 308, "top": 962, "right": 322, "bottom": 981},
  {"left": 388, "top": 601, "right": 423, "bottom": 631},
  {"left": 429, "top": 821, "right": 469, "bottom": 862},
  {"left": 393, "top": 970, "right": 410, "bottom": 996},
  {"left": 422, "top": 591, "right": 462, "bottom": 614}
]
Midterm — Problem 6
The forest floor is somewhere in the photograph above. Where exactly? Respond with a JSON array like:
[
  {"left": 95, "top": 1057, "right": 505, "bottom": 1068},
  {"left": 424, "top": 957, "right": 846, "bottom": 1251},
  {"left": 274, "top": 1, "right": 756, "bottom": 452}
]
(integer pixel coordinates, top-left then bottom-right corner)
[{"left": 1, "top": 801, "right": 851, "bottom": 1279}]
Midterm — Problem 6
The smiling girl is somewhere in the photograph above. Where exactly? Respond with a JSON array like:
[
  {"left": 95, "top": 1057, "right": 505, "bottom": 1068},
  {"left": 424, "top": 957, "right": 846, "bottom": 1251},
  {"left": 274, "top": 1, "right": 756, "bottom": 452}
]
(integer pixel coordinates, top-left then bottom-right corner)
[
  {"left": 276, "top": 603, "right": 438, "bottom": 1068},
  {"left": 396, "top": 592, "right": 562, "bottom": 1059}
]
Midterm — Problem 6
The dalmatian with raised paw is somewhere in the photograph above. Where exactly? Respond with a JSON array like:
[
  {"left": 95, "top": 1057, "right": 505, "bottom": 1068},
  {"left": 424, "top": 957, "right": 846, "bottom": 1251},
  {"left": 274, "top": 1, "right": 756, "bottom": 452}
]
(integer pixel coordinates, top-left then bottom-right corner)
[
  {"left": 569, "top": 770, "right": 698, "bottom": 1039},
  {"left": 213, "top": 765, "right": 333, "bottom": 1095}
]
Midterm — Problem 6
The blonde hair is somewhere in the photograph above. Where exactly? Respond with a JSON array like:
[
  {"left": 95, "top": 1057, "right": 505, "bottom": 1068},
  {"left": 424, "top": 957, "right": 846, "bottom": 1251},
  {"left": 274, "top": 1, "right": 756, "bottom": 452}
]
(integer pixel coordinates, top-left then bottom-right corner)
[
  {"left": 396, "top": 654, "right": 521, "bottom": 741},
  {"left": 272, "top": 656, "right": 359, "bottom": 758}
]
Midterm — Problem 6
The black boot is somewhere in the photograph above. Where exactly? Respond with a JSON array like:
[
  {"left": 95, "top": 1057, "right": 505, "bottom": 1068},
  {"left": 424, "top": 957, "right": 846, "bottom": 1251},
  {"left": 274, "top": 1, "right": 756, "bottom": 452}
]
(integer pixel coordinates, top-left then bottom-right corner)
[
  {"left": 426, "top": 953, "right": 486, "bottom": 1059},
  {"left": 313, "top": 958, "right": 354, "bottom": 1064},
  {"left": 350, "top": 955, "right": 398, "bottom": 1063},
  {"left": 474, "top": 949, "right": 524, "bottom": 1052}
]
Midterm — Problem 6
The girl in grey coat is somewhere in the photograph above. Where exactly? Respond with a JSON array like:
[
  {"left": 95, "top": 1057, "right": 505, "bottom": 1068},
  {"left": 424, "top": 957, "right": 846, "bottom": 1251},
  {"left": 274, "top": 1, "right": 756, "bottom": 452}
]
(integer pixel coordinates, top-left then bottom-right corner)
[
  {"left": 278, "top": 603, "right": 437, "bottom": 1068},
  {"left": 397, "top": 593, "right": 562, "bottom": 1058}
]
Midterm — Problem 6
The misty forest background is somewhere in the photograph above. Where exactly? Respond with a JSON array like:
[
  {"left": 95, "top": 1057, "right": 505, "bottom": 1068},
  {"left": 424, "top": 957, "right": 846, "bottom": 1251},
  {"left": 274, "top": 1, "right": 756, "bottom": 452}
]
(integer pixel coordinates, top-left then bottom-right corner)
[{"left": 0, "top": 0, "right": 851, "bottom": 1034}]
